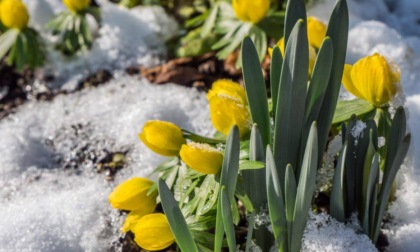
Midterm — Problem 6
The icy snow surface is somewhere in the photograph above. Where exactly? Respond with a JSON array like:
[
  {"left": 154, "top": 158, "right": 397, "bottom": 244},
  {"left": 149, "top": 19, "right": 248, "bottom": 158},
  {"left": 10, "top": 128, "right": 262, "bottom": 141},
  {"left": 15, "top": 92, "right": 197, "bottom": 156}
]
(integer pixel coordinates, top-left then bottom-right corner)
[
  {"left": 0, "top": 76, "right": 213, "bottom": 251},
  {"left": 1, "top": 0, "right": 420, "bottom": 251}
]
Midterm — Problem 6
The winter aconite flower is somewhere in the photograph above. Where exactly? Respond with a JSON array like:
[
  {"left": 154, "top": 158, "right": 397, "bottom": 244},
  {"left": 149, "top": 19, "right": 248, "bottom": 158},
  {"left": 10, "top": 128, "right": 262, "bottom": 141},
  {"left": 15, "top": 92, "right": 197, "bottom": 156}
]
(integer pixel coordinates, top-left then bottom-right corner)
[
  {"left": 180, "top": 142, "right": 223, "bottom": 174},
  {"left": 209, "top": 94, "right": 251, "bottom": 137},
  {"left": 307, "top": 16, "right": 327, "bottom": 49},
  {"left": 109, "top": 177, "right": 157, "bottom": 212},
  {"left": 63, "top": 0, "right": 90, "bottom": 13},
  {"left": 207, "top": 79, "right": 248, "bottom": 105},
  {"left": 0, "top": 0, "right": 29, "bottom": 30},
  {"left": 268, "top": 37, "right": 317, "bottom": 77},
  {"left": 232, "top": 0, "right": 270, "bottom": 24},
  {"left": 342, "top": 53, "right": 400, "bottom": 107},
  {"left": 132, "top": 213, "right": 175, "bottom": 251},
  {"left": 139, "top": 120, "right": 186, "bottom": 156},
  {"left": 121, "top": 210, "right": 146, "bottom": 233}
]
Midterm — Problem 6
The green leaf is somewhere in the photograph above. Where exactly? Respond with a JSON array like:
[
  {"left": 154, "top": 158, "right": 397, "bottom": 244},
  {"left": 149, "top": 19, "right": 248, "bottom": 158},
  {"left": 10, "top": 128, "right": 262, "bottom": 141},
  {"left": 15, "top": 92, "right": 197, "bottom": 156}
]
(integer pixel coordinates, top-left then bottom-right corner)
[
  {"left": 373, "top": 107, "right": 411, "bottom": 242},
  {"left": 201, "top": 4, "right": 219, "bottom": 38},
  {"left": 291, "top": 122, "right": 318, "bottom": 252},
  {"left": 245, "top": 211, "right": 256, "bottom": 252},
  {"left": 285, "top": 164, "right": 296, "bottom": 250},
  {"left": 221, "top": 186, "right": 236, "bottom": 252},
  {"left": 333, "top": 99, "right": 375, "bottom": 124},
  {"left": 239, "top": 160, "right": 265, "bottom": 170},
  {"left": 284, "top": 0, "right": 306, "bottom": 44},
  {"left": 330, "top": 143, "right": 347, "bottom": 223},
  {"left": 0, "top": 29, "right": 19, "bottom": 59},
  {"left": 215, "top": 126, "right": 240, "bottom": 252},
  {"left": 182, "top": 129, "right": 226, "bottom": 144},
  {"left": 362, "top": 152, "right": 379, "bottom": 237},
  {"left": 257, "top": 11, "right": 285, "bottom": 40},
  {"left": 241, "top": 37, "right": 271, "bottom": 147},
  {"left": 158, "top": 180, "right": 198, "bottom": 252},
  {"left": 270, "top": 46, "right": 283, "bottom": 118},
  {"left": 316, "top": 0, "right": 349, "bottom": 167},
  {"left": 216, "top": 22, "right": 250, "bottom": 59},
  {"left": 274, "top": 19, "right": 308, "bottom": 182},
  {"left": 266, "top": 145, "right": 288, "bottom": 251},
  {"left": 249, "top": 25, "right": 267, "bottom": 63}
]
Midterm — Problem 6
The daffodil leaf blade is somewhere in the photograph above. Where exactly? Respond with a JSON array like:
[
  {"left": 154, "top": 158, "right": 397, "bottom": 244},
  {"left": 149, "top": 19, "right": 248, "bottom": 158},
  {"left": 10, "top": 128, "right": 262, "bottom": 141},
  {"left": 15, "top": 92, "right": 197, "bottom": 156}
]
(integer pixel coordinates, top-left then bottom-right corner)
[
  {"left": 158, "top": 179, "right": 199, "bottom": 252},
  {"left": 241, "top": 37, "right": 271, "bottom": 147},
  {"left": 362, "top": 152, "right": 379, "bottom": 236},
  {"left": 220, "top": 186, "right": 236, "bottom": 252},
  {"left": 284, "top": 0, "right": 306, "bottom": 44},
  {"left": 266, "top": 145, "right": 288, "bottom": 251},
  {"left": 270, "top": 46, "right": 283, "bottom": 118},
  {"left": 291, "top": 122, "right": 318, "bottom": 252},
  {"left": 333, "top": 99, "right": 375, "bottom": 124},
  {"left": 316, "top": 0, "right": 349, "bottom": 166},
  {"left": 330, "top": 143, "right": 347, "bottom": 223},
  {"left": 274, "top": 19, "right": 308, "bottom": 182}
]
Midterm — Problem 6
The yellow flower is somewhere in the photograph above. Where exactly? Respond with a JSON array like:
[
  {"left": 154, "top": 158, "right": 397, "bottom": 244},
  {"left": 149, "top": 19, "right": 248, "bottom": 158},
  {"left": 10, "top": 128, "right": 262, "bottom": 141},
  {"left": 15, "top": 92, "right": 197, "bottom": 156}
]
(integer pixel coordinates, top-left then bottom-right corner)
[
  {"left": 307, "top": 16, "right": 327, "bottom": 49},
  {"left": 342, "top": 53, "right": 400, "bottom": 107},
  {"left": 132, "top": 213, "right": 175, "bottom": 251},
  {"left": 208, "top": 79, "right": 248, "bottom": 105},
  {"left": 180, "top": 142, "right": 223, "bottom": 174},
  {"left": 0, "top": 0, "right": 29, "bottom": 30},
  {"left": 268, "top": 37, "right": 317, "bottom": 77},
  {"left": 209, "top": 94, "right": 251, "bottom": 137},
  {"left": 63, "top": 0, "right": 90, "bottom": 13},
  {"left": 109, "top": 177, "right": 157, "bottom": 212},
  {"left": 139, "top": 120, "right": 186, "bottom": 156},
  {"left": 121, "top": 210, "right": 147, "bottom": 233},
  {"left": 232, "top": 0, "right": 270, "bottom": 24}
]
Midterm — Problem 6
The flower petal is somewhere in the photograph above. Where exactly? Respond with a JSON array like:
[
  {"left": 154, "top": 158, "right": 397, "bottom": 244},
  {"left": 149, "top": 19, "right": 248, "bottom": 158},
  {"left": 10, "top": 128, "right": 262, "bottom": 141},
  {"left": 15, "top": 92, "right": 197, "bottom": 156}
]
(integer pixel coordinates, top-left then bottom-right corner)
[{"left": 180, "top": 142, "right": 223, "bottom": 174}]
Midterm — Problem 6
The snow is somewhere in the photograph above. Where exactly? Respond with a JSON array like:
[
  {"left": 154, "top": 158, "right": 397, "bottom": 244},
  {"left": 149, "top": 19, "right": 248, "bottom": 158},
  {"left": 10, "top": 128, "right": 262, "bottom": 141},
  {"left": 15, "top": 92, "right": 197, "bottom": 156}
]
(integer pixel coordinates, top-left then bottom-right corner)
[
  {"left": 0, "top": 76, "right": 213, "bottom": 251},
  {"left": 24, "top": 0, "right": 178, "bottom": 90}
]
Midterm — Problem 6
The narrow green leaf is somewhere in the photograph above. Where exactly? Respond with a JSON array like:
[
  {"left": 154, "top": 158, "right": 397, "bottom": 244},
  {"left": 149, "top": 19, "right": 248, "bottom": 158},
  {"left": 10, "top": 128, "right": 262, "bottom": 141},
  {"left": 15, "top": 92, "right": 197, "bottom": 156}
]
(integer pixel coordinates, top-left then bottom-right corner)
[
  {"left": 291, "top": 122, "right": 318, "bottom": 252},
  {"left": 242, "top": 124, "right": 272, "bottom": 251},
  {"left": 362, "top": 152, "right": 379, "bottom": 236},
  {"left": 284, "top": 0, "right": 306, "bottom": 44},
  {"left": 245, "top": 211, "right": 256, "bottom": 252},
  {"left": 221, "top": 187, "right": 236, "bottom": 252},
  {"left": 0, "top": 29, "right": 19, "bottom": 59},
  {"left": 158, "top": 180, "right": 198, "bottom": 252},
  {"left": 239, "top": 160, "right": 265, "bottom": 170},
  {"left": 249, "top": 25, "right": 267, "bottom": 63},
  {"left": 182, "top": 129, "right": 226, "bottom": 144},
  {"left": 285, "top": 164, "right": 296, "bottom": 251},
  {"left": 274, "top": 19, "right": 308, "bottom": 183},
  {"left": 270, "top": 46, "right": 283, "bottom": 118},
  {"left": 316, "top": 0, "right": 349, "bottom": 167},
  {"left": 215, "top": 126, "right": 240, "bottom": 251},
  {"left": 333, "top": 99, "right": 375, "bottom": 124},
  {"left": 266, "top": 145, "right": 288, "bottom": 251},
  {"left": 241, "top": 38, "right": 271, "bottom": 147},
  {"left": 201, "top": 4, "right": 219, "bottom": 38},
  {"left": 330, "top": 143, "right": 347, "bottom": 222}
]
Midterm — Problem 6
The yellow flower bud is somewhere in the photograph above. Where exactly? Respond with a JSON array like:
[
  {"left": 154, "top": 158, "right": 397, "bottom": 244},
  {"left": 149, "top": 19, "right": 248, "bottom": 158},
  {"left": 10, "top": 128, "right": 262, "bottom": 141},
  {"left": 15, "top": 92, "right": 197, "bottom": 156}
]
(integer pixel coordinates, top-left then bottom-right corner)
[
  {"left": 180, "top": 142, "right": 223, "bottom": 174},
  {"left": 121, "top": 210, "right": 146, "bottom": 233},
  {"left": 63, "top": 0, "right": 90, "bottom": 13},
  {"left": 132, "top": 213, "right": 175, "bottom": 251},
  {"left": 139, "top": 120, "right": 186, "bottom": 156},
  {"left": 0, "top": 0, "right": 29, "bottom": 30},
  {"left": 109, "top": 177, "right": 157, "bottom": 212},
  {"left": 209, "top": 94, "right": 251, "bottom": 137},
  {"left": 307, "top": 16, "right": 327, "bottom": 49},
  {"left": 232, "top": 0, "right": 270, "bottom": 24},
  {"left": 208, "top": 79, "right": 248, "bottom": 105},
  {"left": 268, "top": 37, "right": 316, "bottom": 77},
  {"left": 342, "top": 53, "right": 400, "bottom": 107}
]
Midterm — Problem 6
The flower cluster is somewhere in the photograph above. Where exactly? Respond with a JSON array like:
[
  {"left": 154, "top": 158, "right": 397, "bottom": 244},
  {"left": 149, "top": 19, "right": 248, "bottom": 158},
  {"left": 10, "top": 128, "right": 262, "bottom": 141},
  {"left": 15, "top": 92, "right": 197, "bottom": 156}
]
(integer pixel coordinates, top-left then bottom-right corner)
[{"left": 108, "top": 177, "right": 175, "bottom": 251}]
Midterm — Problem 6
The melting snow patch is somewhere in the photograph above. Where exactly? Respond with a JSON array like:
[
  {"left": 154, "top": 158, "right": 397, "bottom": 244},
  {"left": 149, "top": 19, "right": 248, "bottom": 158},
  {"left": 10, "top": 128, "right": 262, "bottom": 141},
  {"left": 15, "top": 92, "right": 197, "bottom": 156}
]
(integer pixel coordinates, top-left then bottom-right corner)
[
  {"left": 302, "top": 212, "right": 377, "bottom": 252},
  {"left": 0, "top": 76, "right": 212, "bottom": 251}
]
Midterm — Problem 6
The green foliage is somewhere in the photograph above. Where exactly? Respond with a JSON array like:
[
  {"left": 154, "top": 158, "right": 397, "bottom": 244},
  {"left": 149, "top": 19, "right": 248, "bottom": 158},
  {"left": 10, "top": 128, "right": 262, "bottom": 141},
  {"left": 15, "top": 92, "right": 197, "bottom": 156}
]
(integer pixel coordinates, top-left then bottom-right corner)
[
  {"left": 0, "top": 27, "right": 45, "bottom": 70},
  {"left": 47, "top": 8, "right": 100, "bottom": 56}
]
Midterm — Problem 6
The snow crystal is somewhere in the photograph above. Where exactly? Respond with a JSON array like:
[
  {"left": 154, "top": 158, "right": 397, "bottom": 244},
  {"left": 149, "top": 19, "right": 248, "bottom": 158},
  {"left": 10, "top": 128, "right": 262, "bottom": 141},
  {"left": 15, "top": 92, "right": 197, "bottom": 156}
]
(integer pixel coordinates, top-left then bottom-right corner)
[
  {"left": 302, "top": 212, "right": 376, "bottom": 252},
  {"left": 0, "top": 76, "right": 213, "bottom": 251},
  {"left": 350, "top": 120, "right": 367, "bottom": 140}
]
